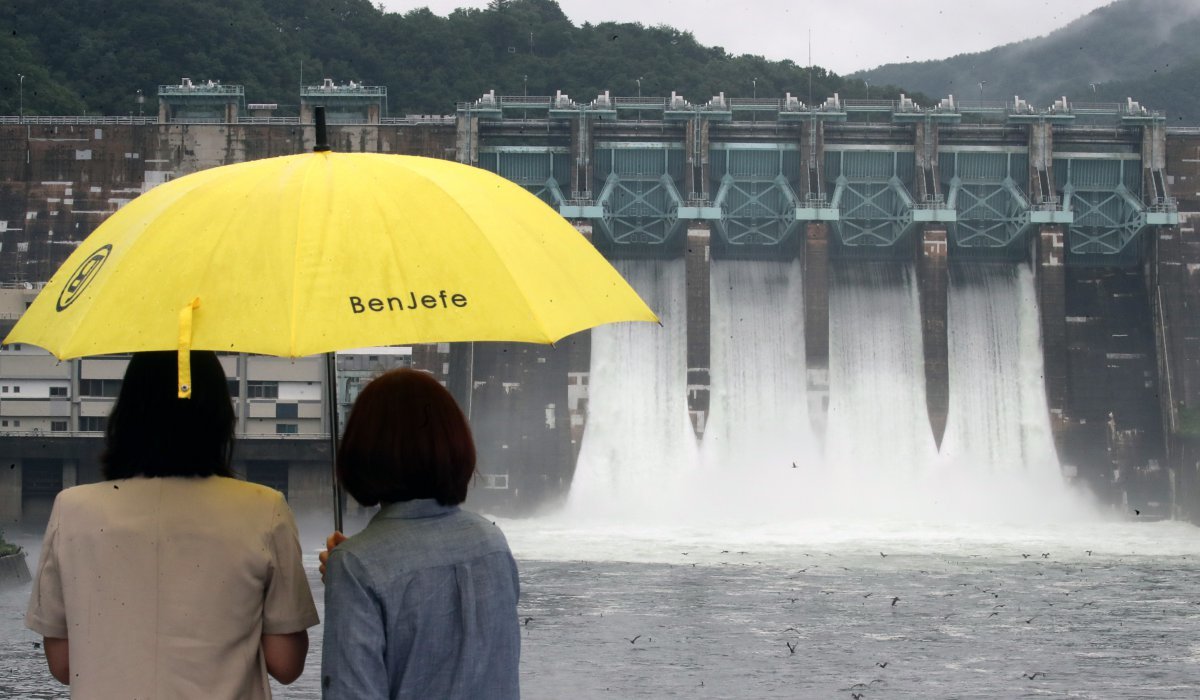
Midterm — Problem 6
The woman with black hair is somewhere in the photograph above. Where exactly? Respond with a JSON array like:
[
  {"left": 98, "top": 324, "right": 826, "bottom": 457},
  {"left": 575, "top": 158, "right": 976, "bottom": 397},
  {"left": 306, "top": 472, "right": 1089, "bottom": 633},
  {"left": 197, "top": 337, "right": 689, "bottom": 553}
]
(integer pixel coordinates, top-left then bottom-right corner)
[
  {"left": 319, "top": 368, "right": 520, "bottom": 699},
  {"left": 25, "top": 350, "right": 319, "bottom": 699}
]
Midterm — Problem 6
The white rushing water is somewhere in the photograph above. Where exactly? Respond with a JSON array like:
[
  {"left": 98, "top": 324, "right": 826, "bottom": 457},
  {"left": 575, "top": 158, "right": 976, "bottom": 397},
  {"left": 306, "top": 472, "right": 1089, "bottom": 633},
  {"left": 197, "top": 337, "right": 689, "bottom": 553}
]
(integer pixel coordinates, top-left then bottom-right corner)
[
  {"left": 696, "top": 258, "right": 820, "bottom": 514},
  {"left": 933, "top": 261, "right": 1090, "bottom": 521},
  {"left": 566, "top": 258, "right": 697, "bottom": 520},
  {"left": 565, "top": 256, "right": 1099, "bottom": 525},
  {"left": 941, "top": 262, "right": 1059, "bottom": 473},
  {"left": 825, "top": 261, "right": 939, "bottom": 477}
]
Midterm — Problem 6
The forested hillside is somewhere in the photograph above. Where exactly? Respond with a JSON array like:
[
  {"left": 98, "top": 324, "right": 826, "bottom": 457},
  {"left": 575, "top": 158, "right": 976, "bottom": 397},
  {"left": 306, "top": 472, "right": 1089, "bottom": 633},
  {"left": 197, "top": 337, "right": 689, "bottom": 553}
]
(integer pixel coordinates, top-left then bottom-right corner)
[
  {"left": 855, "top": 0, "right": 1200, "bottom": 123},
  {"left": 0, "top": 0, "right": 911, "bottom": 117}
]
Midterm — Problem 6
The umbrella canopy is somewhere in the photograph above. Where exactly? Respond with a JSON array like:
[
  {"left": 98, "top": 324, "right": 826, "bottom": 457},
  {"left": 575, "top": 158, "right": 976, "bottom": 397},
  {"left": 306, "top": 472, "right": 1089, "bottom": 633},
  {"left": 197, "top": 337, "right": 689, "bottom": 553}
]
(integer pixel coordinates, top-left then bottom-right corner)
[{"left": 6, "top": 151, "right": 657, "bottom": 370}]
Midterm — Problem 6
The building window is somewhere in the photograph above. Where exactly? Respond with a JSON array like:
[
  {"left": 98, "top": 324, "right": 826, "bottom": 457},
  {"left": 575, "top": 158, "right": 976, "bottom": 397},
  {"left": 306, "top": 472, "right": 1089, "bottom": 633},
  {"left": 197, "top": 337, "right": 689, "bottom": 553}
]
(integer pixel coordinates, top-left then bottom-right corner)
[
  {"left": 12, "top": 386, "right": 18, "bottom": 393},
  {"left": 227, "top": 379, "right": 240, "bottom": 397},
  {"left": 276, "top": 423, "right": 298, "bottom": 435},
  {"left": 50, "top": 421, "right": 68, "bottom": 432},
  {"left": 480, "top": 473, "right": 509, "bottom": 490},
  {"left": 49, "top": 386, "right": 68, "bottom": 397},
  {"left": 1, "top": 386, "right": 7, "bottom": 393},
  {"left": 80, "top": 379, "right": 122, "bottom": 397},
  {"left": 80, "top": 416, "right": 108, "bottom": 432},
  {"left": 276, "top": 403, "right": 298, "bottom": 419},
  {"left": 247, "top": 381, "right": 279, "bottom": 399}
]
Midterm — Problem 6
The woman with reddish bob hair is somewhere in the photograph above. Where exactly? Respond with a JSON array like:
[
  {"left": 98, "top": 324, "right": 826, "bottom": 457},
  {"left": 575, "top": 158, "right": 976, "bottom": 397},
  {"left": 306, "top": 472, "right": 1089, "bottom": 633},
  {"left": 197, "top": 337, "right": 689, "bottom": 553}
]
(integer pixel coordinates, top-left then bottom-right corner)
[{"left": 320, "top": 368, "right": 520, "bottom": 699}]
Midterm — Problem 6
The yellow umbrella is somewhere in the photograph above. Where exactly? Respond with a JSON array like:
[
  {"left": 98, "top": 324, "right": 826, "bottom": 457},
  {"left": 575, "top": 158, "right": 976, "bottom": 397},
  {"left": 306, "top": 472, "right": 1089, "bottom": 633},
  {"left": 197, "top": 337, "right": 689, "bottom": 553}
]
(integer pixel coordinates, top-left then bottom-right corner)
[
  {"left": 7, "top": 150, "right": 656, "bottom": 371},
  {"left": 5, "top": 113, "right": 657, "bottom": 527}
]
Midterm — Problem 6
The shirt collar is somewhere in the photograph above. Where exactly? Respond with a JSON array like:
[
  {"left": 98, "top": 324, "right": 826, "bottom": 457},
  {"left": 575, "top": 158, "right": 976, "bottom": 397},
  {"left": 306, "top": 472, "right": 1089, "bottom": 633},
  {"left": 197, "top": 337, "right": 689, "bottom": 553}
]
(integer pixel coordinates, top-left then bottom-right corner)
[{"left": 373, "top": 498, "right": 458, "bottom": 521}]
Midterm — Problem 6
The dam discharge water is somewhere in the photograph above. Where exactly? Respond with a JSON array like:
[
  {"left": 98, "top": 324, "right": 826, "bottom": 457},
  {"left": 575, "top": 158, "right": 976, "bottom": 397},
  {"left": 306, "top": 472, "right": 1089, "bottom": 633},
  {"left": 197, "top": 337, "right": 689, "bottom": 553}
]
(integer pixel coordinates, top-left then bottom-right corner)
[
  {"left": 825, "top": 262, "right": 938, "bottom": 477},
  {"left": 565, "top": 258, "right": 696, "bottom": 520},
  {"left": 941, "top": 262, "right": 1059, "bottom": 472},
  {"left": 935, "top": 261, "right": 1092, "bottom": 520},
  {"left": 566, "top": 256, "right": 1099, "bottom": 524},
  {"left": 693, "top": 258, "right": 820, "bottom": 517}
]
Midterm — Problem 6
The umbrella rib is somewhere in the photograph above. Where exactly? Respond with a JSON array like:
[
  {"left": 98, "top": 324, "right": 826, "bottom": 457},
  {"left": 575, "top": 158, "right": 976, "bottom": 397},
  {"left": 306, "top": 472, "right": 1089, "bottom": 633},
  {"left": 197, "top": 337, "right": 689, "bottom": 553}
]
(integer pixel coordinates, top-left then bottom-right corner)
[
  {"left": 290, "top": 154, "right": 320, "bottom": 356},
  {"left": 420, "top": 166, "right": 560, "bottom": 343}
]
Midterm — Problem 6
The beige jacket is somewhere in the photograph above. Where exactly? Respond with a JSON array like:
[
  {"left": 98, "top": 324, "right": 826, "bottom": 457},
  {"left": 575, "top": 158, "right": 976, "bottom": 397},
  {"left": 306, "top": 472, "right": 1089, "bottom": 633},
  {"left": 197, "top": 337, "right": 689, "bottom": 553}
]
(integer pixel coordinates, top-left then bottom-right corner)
[{"left": 26, "top": 476, "right": 319, "bottom": 699}]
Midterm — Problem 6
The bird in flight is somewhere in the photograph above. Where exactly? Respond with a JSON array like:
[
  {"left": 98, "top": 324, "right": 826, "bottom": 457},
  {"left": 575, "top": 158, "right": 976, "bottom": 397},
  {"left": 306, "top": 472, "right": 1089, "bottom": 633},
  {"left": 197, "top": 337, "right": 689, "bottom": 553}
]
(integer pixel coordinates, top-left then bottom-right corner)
[
  {"left": 627, "top": 635, "right": 641, "bottom": 644},
  {"left": 786, "top": 642, "right": 797, "bottom": 654},
  {"left": 891, "top": 596, "right": 900, "bottom": 606}
]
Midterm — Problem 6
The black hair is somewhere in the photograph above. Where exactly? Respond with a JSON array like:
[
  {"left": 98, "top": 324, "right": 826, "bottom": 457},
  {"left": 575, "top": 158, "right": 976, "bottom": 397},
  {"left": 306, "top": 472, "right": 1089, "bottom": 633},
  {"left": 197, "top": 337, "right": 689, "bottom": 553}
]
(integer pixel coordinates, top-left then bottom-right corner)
[{"left": 101, "top": 350, "right": 236, "bottom": 479}]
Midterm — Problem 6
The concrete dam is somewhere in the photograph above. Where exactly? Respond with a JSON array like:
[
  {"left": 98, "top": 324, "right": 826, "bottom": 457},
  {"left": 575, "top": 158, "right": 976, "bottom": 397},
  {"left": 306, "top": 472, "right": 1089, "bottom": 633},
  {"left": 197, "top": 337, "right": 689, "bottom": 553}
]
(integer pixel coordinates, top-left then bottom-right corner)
[{"left": 3, "top": 81, "right": 1200, "bottom": 521}]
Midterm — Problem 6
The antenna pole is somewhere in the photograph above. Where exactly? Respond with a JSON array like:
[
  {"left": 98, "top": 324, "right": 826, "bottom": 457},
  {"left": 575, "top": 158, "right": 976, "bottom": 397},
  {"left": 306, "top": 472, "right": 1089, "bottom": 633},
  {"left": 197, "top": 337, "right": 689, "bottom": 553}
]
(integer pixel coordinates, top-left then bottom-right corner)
[{"left": 807, "top": 29, "right": 813, "bottom": 105}]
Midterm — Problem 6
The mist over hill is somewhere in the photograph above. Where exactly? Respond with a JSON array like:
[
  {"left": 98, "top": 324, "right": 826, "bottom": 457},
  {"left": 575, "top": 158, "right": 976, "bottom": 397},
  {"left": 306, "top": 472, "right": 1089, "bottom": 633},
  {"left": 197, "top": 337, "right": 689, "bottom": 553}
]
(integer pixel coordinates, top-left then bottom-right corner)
[
  {"left": 0, "top": 0, "right": 914, "bottom": 118},
  {"left": 853, "top": 0, "right": 1200, "bottom": 123}
]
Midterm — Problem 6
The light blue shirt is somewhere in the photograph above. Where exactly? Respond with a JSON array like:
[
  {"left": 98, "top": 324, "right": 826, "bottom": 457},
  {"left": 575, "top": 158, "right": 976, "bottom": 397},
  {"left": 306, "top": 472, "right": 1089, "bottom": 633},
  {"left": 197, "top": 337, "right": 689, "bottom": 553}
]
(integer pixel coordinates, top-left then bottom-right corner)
[{"left": 321, "top": 499, "right": 520, "bottom": 700}]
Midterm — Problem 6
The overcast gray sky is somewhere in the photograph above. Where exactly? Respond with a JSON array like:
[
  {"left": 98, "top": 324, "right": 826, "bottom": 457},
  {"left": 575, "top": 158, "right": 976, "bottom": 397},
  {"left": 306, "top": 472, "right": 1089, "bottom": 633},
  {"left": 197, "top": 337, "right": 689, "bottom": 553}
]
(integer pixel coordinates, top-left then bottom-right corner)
[{"left": 378, "top": 0, "right": 1116, "bottom": 75}]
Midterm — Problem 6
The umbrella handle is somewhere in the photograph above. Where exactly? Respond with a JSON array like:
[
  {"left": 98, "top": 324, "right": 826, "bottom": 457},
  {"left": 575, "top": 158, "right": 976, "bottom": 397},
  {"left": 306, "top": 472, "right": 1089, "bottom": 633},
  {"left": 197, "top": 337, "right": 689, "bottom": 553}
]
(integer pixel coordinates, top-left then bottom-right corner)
[{"left": 177, "top": 297, "right": 200, "bottom": 398}]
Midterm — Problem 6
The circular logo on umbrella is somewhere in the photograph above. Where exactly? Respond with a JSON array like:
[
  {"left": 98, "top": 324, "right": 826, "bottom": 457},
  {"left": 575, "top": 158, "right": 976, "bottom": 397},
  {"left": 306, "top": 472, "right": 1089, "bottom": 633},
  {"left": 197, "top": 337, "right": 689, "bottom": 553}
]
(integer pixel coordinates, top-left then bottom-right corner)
[{"left": 56, "top": 244, "right": 113, "bottom": 311}]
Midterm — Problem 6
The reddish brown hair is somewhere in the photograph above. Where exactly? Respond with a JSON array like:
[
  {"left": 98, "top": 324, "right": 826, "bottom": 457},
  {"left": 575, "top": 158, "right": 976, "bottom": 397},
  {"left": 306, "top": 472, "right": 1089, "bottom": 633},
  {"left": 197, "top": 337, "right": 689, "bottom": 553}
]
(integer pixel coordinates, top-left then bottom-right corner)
[{"left": 337, "top": 368, "right": 476, "bottom": 506}]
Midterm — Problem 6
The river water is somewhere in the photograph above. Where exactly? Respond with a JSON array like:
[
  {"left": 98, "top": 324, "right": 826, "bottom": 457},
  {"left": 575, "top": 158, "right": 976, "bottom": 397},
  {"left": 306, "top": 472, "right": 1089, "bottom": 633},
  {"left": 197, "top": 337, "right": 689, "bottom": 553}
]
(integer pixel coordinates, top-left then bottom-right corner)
[{"left": 3, "top": 516, "right": 1200, "bottom": 699}]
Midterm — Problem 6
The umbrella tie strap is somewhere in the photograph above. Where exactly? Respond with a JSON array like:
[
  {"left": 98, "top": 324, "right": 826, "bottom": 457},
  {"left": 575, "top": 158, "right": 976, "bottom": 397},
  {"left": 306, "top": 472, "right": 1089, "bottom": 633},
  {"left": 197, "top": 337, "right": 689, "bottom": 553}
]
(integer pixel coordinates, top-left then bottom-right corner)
[{"left": 177, "top": 297, "right": 200, "bottom": 398}]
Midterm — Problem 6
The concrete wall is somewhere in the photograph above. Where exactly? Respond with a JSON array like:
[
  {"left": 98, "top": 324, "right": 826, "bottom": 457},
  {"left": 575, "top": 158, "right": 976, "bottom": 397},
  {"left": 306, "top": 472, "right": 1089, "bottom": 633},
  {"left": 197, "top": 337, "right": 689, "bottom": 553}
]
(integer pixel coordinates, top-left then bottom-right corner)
[
  {"left": 0, "top": 433, "right": 332, "bottom": 525},
  {"left": 0, "top": 551, "right": 31, "bottom": 587}
]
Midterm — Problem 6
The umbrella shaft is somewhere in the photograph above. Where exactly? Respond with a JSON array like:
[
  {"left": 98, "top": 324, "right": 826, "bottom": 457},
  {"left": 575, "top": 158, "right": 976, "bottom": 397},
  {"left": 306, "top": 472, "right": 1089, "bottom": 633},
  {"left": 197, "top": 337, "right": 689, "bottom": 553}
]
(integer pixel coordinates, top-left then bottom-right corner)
[{"left": 325, "top": 351, "right": 344, "bottom": 533}]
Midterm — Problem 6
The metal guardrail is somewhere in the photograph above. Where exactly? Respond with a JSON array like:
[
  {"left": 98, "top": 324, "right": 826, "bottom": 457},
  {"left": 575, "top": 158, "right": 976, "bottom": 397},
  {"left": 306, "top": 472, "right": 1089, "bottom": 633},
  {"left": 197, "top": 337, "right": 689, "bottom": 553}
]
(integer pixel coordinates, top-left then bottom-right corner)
[
  {"left": 842, "top": 99, "right": 898, "bottom": 108},
  {"left": 0, "top": 115, "right": 159, "bottom": 125},
  {"left": 301, "top": 85, "right": 386, "bottom": 97},
  {"left": 159, "top": 83, "right": 244, "bottom": 96},
  {"left": 0, "top": 429, "right": 331, "bottom": 440},
  {"left": 385, "top": 115, "right": 455, "bottom": 125},
  {"left": 957, "top": 100, "right": 1012, "bottom": 110},
  {"left": 499, "top": 95, "right": 552, "bottom": 105},
  {"left": 728, "top": 98, "right": 784, "bottom": 108},
  {"left": 238, "top": 116, "right": 301, "bottom": 124},
  {"left": 612, "top": 97, "right": 668, "bottom": 108},
  {"left": 1068, "top": 102, "right": 1125, "bottom": 112}
]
